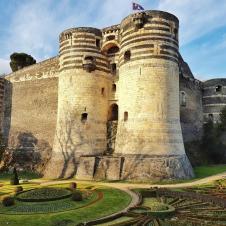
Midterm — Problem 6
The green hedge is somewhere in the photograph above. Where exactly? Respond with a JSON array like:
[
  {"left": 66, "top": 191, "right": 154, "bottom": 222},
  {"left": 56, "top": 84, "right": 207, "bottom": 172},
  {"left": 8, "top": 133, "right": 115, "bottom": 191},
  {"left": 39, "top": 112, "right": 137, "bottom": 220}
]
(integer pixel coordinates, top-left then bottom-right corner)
[{"left": 16, "top": 187, "right": 72, "bottom": 202}]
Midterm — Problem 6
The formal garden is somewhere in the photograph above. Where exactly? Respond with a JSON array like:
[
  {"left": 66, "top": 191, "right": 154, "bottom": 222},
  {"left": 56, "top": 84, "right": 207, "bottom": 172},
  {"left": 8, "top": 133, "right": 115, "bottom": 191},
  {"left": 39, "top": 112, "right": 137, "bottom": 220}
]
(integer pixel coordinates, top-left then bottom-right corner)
[
  {"left": 0, "top": 170, "right": 132, "bottom": 226},
  {"left": 1, "top": 165, "right": 226, "bottom": 225}
]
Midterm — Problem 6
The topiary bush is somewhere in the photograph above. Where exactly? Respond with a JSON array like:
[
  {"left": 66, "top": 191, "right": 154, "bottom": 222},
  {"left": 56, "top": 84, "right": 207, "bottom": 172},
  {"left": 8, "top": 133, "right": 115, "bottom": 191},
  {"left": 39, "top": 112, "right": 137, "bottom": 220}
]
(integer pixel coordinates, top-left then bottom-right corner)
[
  {"left": 14, "top": 186, "right": 23, "bottom": 194},
  {"left": 70, "top": 182, "right": 77, "bottom": 190},
  {"left": 16, "top": 187, "right": 72, "bottom": 202},
  {"left": 10, "top": 167, "right": 19, "bottom": 185},
  {"left": 71, "top": 190, "right": 83, "bottom": 201},
  {"left": 2, "top": 196, "right": 15, "bottom": 207}
]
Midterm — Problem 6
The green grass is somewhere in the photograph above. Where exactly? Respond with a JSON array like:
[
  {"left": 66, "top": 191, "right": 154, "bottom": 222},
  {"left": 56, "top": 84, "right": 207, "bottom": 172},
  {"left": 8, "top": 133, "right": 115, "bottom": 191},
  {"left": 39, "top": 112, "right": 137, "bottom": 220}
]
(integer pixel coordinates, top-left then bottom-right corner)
[
  {"left": 194, "top": 165, "right": 226, "bottom": 178},
  {"left": 0, "top": 185, "right": 132, "bottom": 226},
  {"left": 0, "top": 171, "right": 41, "bottom": 182}
]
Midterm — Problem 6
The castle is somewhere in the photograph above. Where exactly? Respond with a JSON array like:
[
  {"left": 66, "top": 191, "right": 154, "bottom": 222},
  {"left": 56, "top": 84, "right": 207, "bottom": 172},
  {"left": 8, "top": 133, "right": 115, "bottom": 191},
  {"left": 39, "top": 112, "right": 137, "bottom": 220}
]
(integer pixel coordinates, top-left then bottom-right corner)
[{"left": 0, "top": 10, "right": 225, "bottom": 180}]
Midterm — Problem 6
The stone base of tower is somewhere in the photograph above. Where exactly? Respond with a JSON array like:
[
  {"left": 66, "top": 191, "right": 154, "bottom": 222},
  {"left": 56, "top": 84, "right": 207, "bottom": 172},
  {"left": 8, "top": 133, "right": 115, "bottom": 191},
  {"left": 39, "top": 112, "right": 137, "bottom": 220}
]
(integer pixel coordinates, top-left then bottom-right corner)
[
  {"left": 120, "top": 154, "right": 194, "bottom": 181},
  {"left": 44, "top": 153, "right": 194, "bottom": 180},
  {"left": 74, "top": 154, "right": 194, "bottom": 181}
]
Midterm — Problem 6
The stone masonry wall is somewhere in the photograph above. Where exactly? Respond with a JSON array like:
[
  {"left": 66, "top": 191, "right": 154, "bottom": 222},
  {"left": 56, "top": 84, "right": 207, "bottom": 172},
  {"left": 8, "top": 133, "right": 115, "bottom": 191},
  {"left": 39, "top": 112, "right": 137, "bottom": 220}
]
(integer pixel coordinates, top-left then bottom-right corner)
[{"left": 180, "top": 76, "right": 203, "bottom": 142}]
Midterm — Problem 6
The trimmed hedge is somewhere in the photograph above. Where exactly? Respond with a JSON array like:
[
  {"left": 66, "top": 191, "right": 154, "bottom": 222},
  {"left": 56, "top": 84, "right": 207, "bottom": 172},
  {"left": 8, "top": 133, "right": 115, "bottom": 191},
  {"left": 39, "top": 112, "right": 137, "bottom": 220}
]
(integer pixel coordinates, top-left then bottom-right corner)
[
  {"left": 16, "top": 187, "right": 72, "bottom": 202},
  {"left": 2, "top": 196, "right": 15, "bottom": 207},
  {"left": 15, "top": 186, "right": 23, "bottom": 194},
  {"left": 71, "top": 190, "right": 83, "bottom": 201}
]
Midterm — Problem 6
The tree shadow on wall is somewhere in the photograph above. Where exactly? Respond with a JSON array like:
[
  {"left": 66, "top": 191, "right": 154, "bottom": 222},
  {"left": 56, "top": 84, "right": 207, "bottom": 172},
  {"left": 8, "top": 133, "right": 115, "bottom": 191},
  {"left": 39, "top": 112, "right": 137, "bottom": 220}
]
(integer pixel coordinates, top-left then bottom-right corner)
[
  {"left": 2, "top": 80, "right": 12, "bottom": 146},
  {"left": 55, "top": 112, "right": 90, "bottom": 179},
  {"left": 3, "top": 131, "right": 52, "bottom": 173}
]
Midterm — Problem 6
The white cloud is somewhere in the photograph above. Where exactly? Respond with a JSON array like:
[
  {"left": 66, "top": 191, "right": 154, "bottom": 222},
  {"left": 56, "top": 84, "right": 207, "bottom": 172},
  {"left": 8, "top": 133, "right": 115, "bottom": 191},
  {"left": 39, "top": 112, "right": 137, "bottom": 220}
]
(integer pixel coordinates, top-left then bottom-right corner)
[
  {"left": 157, "top": 0, "right": 226, "bottom": 45},
  {"left": 0, "top": 58, "right": 11, "bottom": 75}
]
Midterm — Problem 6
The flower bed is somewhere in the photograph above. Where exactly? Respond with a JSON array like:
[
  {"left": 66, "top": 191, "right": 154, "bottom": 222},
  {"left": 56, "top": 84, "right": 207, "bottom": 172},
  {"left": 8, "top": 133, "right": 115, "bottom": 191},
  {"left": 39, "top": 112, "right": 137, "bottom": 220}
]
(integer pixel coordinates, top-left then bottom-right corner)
[{"left": 16, "top": 187, "right": 72, "bottom": 202}]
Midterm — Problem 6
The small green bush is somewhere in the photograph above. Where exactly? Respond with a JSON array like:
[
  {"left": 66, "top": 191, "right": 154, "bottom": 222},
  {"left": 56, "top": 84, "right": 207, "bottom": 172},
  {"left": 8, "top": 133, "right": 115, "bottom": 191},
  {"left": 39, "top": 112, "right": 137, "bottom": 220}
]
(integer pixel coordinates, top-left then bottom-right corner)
[
  {"left": 71, "top": 190, "right": 83, "bottom": 201},
  {"left": 15, "top": 186, "right": 23, "bottom": 194},
  {"left": 70, "top": 182, "right": 77, "bottom": 190},
  {"left": 10, "top": 167, "right": 19, "bottom": 185},
  {"left": 2, "top": 196, "right": 15, "bottom": 207}
]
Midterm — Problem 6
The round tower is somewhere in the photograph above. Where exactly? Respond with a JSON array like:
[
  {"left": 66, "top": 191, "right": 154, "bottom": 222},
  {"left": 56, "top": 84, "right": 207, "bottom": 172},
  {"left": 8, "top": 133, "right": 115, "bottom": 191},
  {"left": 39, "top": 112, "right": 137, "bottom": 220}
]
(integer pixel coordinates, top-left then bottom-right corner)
[
  {"left": 45, "top": 27, "right": 111, "bottom": 178},
  {"left": 203, "top": 79, "right": 226, "bottom": 123},
  {"left": 115, "top": 10, "right": 194, "bottom": 179}
]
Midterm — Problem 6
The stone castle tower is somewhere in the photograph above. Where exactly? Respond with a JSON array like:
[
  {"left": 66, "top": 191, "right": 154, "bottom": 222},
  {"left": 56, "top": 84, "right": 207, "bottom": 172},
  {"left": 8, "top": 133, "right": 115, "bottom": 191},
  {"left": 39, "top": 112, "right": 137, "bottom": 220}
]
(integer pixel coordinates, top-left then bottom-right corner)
[
  {"left": 43, "top": 10, "right": 194, "bottom": 179},
  {"left": 3, "top": 10, "right": 215, "bottom": 180}
]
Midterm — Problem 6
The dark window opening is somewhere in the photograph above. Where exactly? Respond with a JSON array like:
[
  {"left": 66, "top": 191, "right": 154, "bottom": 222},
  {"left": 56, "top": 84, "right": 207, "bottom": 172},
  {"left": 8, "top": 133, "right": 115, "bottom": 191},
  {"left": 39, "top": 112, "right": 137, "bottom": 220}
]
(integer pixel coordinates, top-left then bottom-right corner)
[
  {"left": 174, "top": 28, "right": 178, "bottom": 35},
  {"left": 65, "top": 32, "right": 72, "bottom": 40},
  {"left": 106, "top": 35, "right": 115, "bottom": 41},
  {"left": 101, "top": 87, "right": 105, "bottom": 96},
  {"left": 112, "top": 84, "right": 116, "bottom": 92},
  {"left": 107, "top": 46, "right": 119, "bottom": 55},
  {"left": 110, "top": 63, "right": 117, "bottom": 74},
  {"left": 124, "top": 50, "right": 131, "bottom": 61},
  {"left": 96, "top": 39, "right": 100, "bottom": 48},
  {"left": 81, "top": 113, "right": 88, "bottom": 123},
  {"left": 208, "top": 114, "right": 213, "bottom": 121},
  {"left": 215, "top": 85, "right": 222, "bottom": 93},
  {"left": 84, "top": 56, "right": 94, "bottom": 62},
  {"left": 180, "top": 91, "right": 186, "bottom": 107},
  {"left": 124, "top": 112, "right": 128, "bottom": 121},
  {"left": 108, "top": 104, "right": 118, "bottom": 121}
]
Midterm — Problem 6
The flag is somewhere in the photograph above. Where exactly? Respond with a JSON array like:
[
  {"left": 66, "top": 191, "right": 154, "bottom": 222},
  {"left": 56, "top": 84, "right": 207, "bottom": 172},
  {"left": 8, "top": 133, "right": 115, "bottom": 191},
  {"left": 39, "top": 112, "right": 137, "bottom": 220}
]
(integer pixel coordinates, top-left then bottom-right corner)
[{"left": 133, "top": 2, "right": 144, "bottom": 11}]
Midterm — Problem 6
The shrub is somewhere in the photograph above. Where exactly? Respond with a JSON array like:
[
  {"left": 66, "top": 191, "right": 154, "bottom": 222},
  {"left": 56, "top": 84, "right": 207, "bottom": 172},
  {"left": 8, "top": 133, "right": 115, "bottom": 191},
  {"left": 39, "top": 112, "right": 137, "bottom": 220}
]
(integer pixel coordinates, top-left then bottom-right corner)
[
  {"left": 71, "top": 190, "right": 83, "bottom": 201},
  {"left": 15, "top": 186, "right": 23, "bottom": 194},
  {"left": 2, "top": 196, "right": 15, "bottom": 207},
  {"left": 70, "top": 182, "right": 77, "bottom": 190},
  {"left": 16, "top": 187, "right": 72, "bottom": 202},
  {"left": 10, "top": 167, "right": 19, "bottom": 185}
]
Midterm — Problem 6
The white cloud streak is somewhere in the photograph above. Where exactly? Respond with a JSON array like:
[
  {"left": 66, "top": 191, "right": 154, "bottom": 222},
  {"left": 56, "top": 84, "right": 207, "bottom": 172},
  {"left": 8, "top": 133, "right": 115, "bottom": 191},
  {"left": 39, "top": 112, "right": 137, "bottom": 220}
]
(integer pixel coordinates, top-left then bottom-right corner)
[
  {"left": 0, "top": 59, "right": 10, "bottom": 75},
  {"left": 157, "top": 0, "right": 226, "bottom": 45}
]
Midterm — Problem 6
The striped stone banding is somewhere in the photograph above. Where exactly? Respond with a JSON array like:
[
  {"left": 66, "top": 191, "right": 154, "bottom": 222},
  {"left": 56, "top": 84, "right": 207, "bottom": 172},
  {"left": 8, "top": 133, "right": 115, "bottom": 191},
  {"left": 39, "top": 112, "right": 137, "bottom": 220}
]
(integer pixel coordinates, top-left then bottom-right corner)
[
  {"left": 60, "top": 48, "right": 100, "bottom": 56},
  {"left": 119, "top": 55, "right": 178, "bottom": 66},
  {"left": 159, "top": 50, "right": 178, "bottom": 59},
  {"left": 160, "top": 44, "right": 178, "bottom": 52},
  {"left": 60, "top": 27, "right": 102, "bottom": 37},
  {"left": 62, "top": 54, "right": 108, "bottom": 63},
  {"left": 120, "top": 36, "right": 178, "bottom": 49},
  {"left": 73, "top": 40, "right": 95, "bottom": 45},
  {"left": 121, "top": 28, "right": 175, "bottom": 42},
  {"left": 72, "top": 34, "right": 96, "bottom": 39},
  {"left": 60, "top": 44, "right": 98, "bottom": 53},
  {"left": 59, "top": 41, "right": 70, "bottom": 48},
  {"left": 119, "top": 50, "right": 155, "bottom": 61},
  {"left": 146, "top": 20, "right": 171, "bottom": 27},
  {"left": 120, "top": 32, "right": 178, "bottom": 45},
  {"left": 62, "top": 59, "right": 109, "bottom": 69},
  {"left": 59, "top": 66, "right": 110, "bottom": 73}
]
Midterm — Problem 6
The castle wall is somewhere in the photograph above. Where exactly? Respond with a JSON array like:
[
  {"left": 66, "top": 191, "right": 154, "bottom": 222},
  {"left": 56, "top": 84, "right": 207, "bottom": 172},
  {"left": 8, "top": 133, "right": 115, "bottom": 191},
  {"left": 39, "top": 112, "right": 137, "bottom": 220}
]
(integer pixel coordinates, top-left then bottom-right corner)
[
  {"left": 4, "top": 78, "right": 58, "bottom": 149},
  {"left": 3, "top": 57, "right": 59, "bottom": 151},
  {"left": 179, "top": 76, "right": 203, "bottom": 142},
  {"left": 203, "top": 79, "right": 226, "bottom": 122}
]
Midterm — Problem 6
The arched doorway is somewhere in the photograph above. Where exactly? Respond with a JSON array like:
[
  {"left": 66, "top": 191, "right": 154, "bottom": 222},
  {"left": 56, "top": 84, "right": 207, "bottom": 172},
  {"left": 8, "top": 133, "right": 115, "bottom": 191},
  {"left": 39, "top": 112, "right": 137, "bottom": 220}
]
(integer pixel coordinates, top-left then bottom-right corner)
[
  {"left": 108, "top": 104, "right": 118, "bottom": 121},
  {"left": 107, "top": 103, "right": 118, "bottom": 155}
]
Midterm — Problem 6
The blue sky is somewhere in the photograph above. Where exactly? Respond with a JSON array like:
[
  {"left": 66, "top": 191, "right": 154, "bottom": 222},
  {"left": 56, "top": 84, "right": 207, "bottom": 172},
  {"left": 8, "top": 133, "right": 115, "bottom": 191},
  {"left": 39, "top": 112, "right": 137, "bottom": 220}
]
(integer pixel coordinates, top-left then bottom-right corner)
[{"left": 0, "top": 0, "right": 226, "bottom": 80}]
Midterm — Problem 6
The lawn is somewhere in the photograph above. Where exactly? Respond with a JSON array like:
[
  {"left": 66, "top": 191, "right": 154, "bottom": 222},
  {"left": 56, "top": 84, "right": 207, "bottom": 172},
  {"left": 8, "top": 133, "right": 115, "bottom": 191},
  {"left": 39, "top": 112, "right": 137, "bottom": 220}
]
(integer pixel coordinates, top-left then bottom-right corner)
[
  {"left": 0, "top": 180, "right": 132, "bottom": 226},
  {"left": 193, "top": 165, "right": 226, "bottom": 178}
]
